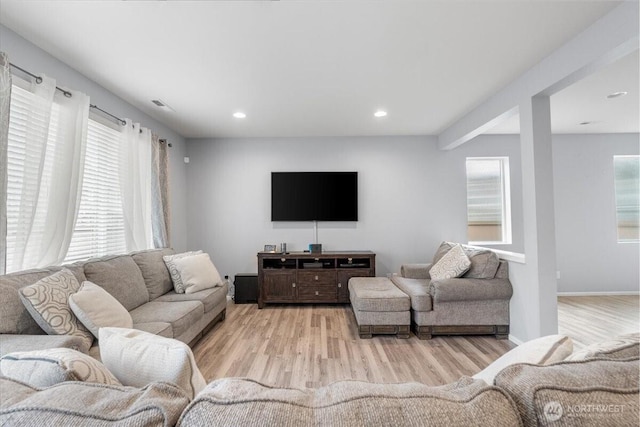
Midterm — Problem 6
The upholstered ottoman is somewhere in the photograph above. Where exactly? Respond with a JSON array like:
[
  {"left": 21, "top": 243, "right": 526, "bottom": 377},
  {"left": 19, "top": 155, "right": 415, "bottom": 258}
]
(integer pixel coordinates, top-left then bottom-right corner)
[{"left": 348, "top": 277, "right": 410, "bottom": 339}]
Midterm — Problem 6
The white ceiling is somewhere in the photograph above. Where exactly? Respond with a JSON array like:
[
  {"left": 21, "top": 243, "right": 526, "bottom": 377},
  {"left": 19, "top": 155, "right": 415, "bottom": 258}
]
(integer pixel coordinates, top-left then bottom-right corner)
[{"left": 1, "top": 0, "right": 636, "bottom": 139}]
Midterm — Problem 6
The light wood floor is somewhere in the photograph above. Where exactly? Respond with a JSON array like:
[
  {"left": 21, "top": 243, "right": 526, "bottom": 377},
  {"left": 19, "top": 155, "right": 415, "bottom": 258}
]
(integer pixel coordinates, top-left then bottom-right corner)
[
  {"left": 193, "top": 302, "right": 515, "bottom": 389},
  {"left": 557, "top": 295, "right": 639, "bottom": 350}
]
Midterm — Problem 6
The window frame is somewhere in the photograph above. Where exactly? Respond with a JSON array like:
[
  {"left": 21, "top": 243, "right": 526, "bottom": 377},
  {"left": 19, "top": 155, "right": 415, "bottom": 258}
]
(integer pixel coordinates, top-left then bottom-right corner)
[{"left": 465, "top": 156, "right": 512, "bottom": 246}]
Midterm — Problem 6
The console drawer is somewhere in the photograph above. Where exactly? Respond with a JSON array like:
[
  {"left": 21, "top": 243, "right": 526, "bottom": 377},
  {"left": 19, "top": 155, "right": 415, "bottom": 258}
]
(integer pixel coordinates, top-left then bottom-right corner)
[
  {"left": 297, "top": 284, "right": 338, "bottom": 301},
  {"left": 297, "top": 271, "right": 336, "bottom": 286}
]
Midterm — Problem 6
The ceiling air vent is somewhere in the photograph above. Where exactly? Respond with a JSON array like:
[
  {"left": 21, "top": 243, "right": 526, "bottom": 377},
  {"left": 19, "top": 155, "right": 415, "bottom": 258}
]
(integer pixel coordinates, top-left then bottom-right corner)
[{"left": 151, "top": 99, "right": 175, "bottom": 112}]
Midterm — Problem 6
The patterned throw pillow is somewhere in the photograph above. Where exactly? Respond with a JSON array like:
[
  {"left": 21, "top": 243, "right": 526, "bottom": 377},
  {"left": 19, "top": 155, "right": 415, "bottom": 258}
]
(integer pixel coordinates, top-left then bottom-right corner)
[
  {"left": 163, "top": 251, "right": 203, "bottom": 293},
  {"left": 18, "top": 269, "right": 93, "bottom": 352},
  {"left": 0, "top": 348, "right": 121, "bottom": 388},
  {"left": 429, "top": 244, "right": 471, "bottom": 281}
]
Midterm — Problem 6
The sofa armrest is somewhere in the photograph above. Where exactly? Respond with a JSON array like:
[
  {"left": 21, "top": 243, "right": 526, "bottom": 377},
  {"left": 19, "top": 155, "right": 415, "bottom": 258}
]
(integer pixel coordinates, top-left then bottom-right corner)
[
  {"left": 0, "top": 334, "right": 87, "bottom": 357},
  {"left": 429, "top": 278, "right": 513, "bottom": 303},
  {"left": 400, "top": 263, "right": 432, "bottom": 279}
]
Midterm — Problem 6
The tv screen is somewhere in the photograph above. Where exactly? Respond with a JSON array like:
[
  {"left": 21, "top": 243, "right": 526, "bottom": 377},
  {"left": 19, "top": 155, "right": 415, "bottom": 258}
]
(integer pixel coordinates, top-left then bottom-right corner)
[{"left": 271, "top": 172, "right": 358, "bottom": 221}]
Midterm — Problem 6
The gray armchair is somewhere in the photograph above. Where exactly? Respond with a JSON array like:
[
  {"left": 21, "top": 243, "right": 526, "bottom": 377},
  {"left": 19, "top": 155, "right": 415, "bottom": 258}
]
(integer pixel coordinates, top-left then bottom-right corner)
[{"left": 391, "top": 242, "right": 513, "bottom": 339}]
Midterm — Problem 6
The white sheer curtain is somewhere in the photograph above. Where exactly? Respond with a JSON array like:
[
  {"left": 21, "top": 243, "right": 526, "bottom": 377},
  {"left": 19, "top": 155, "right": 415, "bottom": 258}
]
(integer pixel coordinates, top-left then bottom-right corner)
[
  {"left": 0, "top": 52, "right": 11, "bottom": 274},
  {"left": 5, "top": 75, "right": 89, "bottom": 271},
  {"left": 119, "top": 119, "right": 153, "bottom": 251}
]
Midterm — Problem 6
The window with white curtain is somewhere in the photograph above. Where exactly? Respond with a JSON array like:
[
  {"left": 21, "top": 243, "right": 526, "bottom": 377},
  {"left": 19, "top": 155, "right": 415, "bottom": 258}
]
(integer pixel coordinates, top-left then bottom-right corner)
[
  {"left": 613, "top": 155, "right": 639, "bottom": 242},
  {"left": 5, "top": 79, "right": 60, "bottom": 271},
  {"left": 466, "top": 157, "right": 512, "bottom": 245},
  {"left": 5, "top": 78, "right": 133, "bottom": 271},
  {"left": 64, "top": 117, "right": 127, "bottom": 263}
]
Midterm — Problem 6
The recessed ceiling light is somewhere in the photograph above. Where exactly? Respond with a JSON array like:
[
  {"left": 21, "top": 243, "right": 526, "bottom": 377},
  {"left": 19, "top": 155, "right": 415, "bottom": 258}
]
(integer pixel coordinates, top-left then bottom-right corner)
[
  {"left": 607, "top": 91, "right": 628, "bottom": 99},
  {"left": 233, "top": 112, "right": 246, "bottom": 119},
  {"left": 579, "top": 121, "right": 593, "bottom": 125},
  {"left": 374, "top": 110, "right": 387, "bottom": 118}
]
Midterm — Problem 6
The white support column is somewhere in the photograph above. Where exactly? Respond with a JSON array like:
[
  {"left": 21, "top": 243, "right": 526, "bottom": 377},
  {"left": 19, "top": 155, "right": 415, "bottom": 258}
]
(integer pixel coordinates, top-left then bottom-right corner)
[{"left": 515, "top": 95, "right": 558, "bottom": 339}]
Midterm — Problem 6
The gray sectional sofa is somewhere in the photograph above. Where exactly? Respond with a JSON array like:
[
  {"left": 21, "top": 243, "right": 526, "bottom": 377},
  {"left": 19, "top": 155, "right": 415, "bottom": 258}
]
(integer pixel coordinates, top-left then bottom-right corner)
[
  {"left": 0, "top": 248, "right": 228, "bottom": 357},
  {"left": 1, "top": 334, "right": 638, "bottom": 426}
]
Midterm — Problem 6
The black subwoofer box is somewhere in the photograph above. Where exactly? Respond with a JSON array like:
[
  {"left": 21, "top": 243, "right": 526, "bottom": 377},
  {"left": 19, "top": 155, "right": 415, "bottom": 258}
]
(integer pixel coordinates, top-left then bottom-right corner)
[{"left": 234, "top": 273, "right": 258, "bottom": 304}]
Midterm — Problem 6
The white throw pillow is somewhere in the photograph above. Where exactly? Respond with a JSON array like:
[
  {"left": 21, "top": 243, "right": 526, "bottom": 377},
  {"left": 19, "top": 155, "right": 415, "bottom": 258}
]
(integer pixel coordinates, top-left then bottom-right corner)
[
  {"left": 171, "top": 252, "right": 223, "bottom": 294},
  {"left": 0, "top": 348, "right": 121, "bottom": 388},
  {"left": 18, "top": 269, "right": 94, "bottom": 352},
  {"left": 69, "top": 281, "right": 134, "bottom": 338},
  {"left": 473, "top": 334, "right": 573, "bottom": 384},
  {"left": 429, "top": 244, "right": 471, "bottom": 281},
  {"left": 99, "top": 327, "right": 206, "bottom": 399},
  {"left": 163, "top": 250, "right": 203, "bottom": 293}
]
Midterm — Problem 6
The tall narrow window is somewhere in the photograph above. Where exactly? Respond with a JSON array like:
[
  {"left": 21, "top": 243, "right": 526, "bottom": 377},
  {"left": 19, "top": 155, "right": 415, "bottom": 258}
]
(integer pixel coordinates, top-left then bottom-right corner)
[
  {"left": 466, "top": 157, "right": 511, "bottom": 245},
  {"left": 613, "top": 155, "right": 639, "bottom": 242}
]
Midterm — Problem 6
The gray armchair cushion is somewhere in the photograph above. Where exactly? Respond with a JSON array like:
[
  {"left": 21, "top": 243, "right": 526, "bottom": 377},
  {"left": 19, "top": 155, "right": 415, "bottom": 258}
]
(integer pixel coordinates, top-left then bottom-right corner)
[
  {"left": 400, "top": 263, "right": 432, "bottom": 279},
  {"left": 390, "top": 276, "right": 432, "bottom": 312},
  {"left": 430, "top": 278, "right": 513, "bottom": 303}
]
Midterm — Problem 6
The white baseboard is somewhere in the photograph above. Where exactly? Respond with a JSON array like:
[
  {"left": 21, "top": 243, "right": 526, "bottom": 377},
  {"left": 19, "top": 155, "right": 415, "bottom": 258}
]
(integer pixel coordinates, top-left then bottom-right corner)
[
  {"left": 557, "top": 291, "right": 639, "bottom": 296},
  {"left": 508, "top": 334, "right": 525, "bottom": 345}
]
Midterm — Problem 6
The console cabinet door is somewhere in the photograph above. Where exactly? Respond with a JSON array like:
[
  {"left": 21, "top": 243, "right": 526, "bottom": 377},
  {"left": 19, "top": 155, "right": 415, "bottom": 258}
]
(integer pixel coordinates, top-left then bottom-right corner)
[
  {"left": 262, "top": 270, "right": 297, "bottom": 303},
  {"left": 337, "top": 270, "right": 371, "bottom": 303}
]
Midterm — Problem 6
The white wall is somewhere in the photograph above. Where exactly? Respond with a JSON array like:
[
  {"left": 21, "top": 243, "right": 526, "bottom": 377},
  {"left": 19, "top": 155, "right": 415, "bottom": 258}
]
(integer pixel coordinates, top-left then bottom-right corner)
[
  {"left": 184, "top": 135, "right": 527, "bottom": 282},
  {"left": 553, "top": 133, "right": 639, "bottom": 293},
  {"left": 0, "top": 25, "right": 189, "bottom": 251}
]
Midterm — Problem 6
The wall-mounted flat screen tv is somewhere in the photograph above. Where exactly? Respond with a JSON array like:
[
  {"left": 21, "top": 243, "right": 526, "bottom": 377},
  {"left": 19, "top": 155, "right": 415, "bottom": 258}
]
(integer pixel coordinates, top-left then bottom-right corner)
[{"left": 271, "top": 172, "right": 358, "bottom": 221}]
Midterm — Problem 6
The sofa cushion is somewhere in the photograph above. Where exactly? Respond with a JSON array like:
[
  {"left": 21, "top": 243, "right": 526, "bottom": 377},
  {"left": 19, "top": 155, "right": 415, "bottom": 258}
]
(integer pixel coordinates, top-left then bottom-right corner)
[
  {"left": 171, "top": 253, "right": 224, "bottom": 294},
  {"left": 99, "top": 327, "right": 206, "bottom": 399},
  {"left": 0, "top": 334, "right": 88, "bottom": 358},
  {"left": 429, "top": 244, "right": 471, "bottom": 280},
  {"left": 495, "top": 358, "right": 639, "bottom": 427},
  {"left": 390, "top": 276, "right": 432, "bottom": 312},
  {"left": 18, "top": 269, "right": 93, "bottom": 352},
  {"left": 163, "top": 250, "right": 202, "bottom": 294},
  {"left": 178, "top": 377, "right": 523, "bottom": 426},
  {"left": 0, "top": 265, "right": 85, "bottom": 335},
  {"left": 1, "top": 348, "right": 120, "bottom": 388},
  {"left": 155, "top": 286, "right": 227, "bottom": 314},
  {"left": 134, "top": 322, "right": 173, "bottom": 338},
  {"left": 564, "top": 332, "right": 639, "bottom": 361},
  {"left": 473, "top": 335, "right": 573, "bottom": 384},
  {"left": 69, "top": 281, "right": 134, "bottom": 338},
  {"left": 131, "top": 248, "right": 175, "bottom": 300},
  {"left": 0, "top": 376, "right": 189, "bottom": 426},
  {"left": 83, "top": 254, "right": 149, "bottom": 311},
  {"left": 429, "top": 277, "right": 513, "bottom": 303},
  {"left": 129, "top": 300, "right": 204, "bottom": 338},
  {"left": 348, "top": 277, "right": 410, "bottom": 312}
]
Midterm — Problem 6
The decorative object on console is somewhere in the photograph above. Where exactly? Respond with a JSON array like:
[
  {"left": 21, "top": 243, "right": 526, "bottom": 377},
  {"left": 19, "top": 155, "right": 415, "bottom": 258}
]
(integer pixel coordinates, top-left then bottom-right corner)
[
  {"left": 99, "top": 327, "right": 206, "bottom": 399},
  {"left": 68, "top": 281, "right": 133, "bottom": 338},
  {"left": 309, "top": 243, "right": 322, "bottom": 254},
  {"left": 428, "top": 244, "right": 471, "bottom": 280},
  {"left": 18, "top": 268, "right": 94, "bottom": 352},
  {"left": 162, "top": 250, "right": 202, "bottom": 293},
  {"left": 170, "top": 252, "right": 224, "bottom": 294},
  {"left": 0, "top": 348, "right": 121, "bottom": 388},
  {"left": 263, "top": 244, "right": 276, "bottom": 252}
]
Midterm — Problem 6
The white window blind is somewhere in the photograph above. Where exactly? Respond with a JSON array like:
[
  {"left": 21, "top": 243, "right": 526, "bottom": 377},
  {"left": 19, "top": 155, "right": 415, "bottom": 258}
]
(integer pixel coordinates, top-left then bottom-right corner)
[
  {"left": 613, "top": 155, "right": 639, "bottom": 242},
  {"left": 64, "top": 118, "right": 126, "bottom": 263},
  {"left": 466, "top": 157, "right": 511, "bottom": 245}
]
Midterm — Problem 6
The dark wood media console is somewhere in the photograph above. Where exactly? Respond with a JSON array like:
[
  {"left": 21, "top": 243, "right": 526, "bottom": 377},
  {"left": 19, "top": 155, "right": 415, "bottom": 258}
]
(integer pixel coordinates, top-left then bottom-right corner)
[{"left": 257, "top": 251, "right": 375, "bottom": 308}]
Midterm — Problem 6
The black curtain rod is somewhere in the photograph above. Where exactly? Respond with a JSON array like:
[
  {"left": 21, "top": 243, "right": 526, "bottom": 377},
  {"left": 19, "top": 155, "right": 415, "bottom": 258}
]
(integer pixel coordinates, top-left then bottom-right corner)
[{"left": 89, "top": 104, "right": 126, "bottom": 126}]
